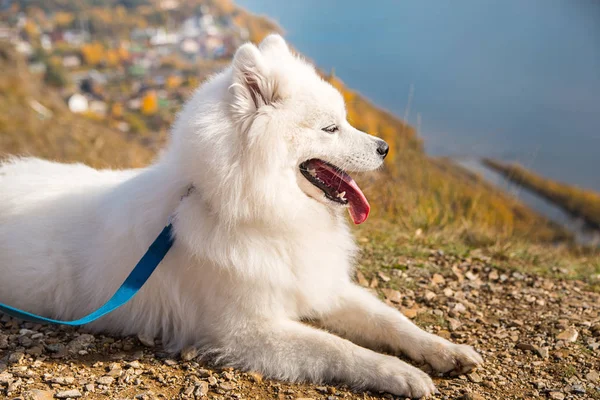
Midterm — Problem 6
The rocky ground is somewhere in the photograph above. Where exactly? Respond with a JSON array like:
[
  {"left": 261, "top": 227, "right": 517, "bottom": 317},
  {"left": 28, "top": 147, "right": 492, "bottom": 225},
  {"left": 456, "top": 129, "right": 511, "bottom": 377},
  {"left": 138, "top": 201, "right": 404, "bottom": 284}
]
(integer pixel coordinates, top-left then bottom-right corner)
[{"left": 1, "top": 244, "right": 599, "bottom": 400}]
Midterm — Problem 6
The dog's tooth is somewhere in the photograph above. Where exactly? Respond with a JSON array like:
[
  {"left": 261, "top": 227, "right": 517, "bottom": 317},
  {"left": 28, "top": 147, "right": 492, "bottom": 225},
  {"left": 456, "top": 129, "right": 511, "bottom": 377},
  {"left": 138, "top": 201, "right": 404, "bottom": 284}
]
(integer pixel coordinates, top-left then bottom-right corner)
[
  {"left": 308, "top": 168, "right": 317, "bottom": 177},
  {"left": 337, "top": 191, "right": 346, "bottom": 200}
]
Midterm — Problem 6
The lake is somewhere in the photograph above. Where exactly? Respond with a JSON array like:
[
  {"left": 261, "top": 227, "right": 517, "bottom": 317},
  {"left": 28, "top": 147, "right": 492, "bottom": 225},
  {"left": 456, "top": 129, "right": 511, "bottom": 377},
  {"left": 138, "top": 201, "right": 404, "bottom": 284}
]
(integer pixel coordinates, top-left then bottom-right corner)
[{"left": 236, "top": 0, "right": 600, "bottom": 193}]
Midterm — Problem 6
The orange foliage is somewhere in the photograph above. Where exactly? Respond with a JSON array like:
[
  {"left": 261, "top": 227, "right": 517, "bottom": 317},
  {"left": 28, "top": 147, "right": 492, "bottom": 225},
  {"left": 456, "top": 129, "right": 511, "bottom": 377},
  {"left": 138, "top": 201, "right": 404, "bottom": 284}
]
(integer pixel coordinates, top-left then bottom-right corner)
[
  {"left": 23, "top": 20, "right": 39, "bottom": 39},
  {"left": 80, "top": 42, "right": 105, "bottom": 66},
  {"left": 166, "top": 75, "right": 182, "bottom": 89},
  {"left": 141, "top": 91, "right": 158, "bottom": 115}
]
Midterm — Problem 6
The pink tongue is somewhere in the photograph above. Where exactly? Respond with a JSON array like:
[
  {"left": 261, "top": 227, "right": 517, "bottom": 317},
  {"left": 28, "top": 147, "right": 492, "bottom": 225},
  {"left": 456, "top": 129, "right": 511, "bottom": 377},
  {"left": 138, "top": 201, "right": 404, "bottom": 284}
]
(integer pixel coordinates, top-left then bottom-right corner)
[
  {"left": 345, "top": 178, "right": 370, "bottom": 224},
  {"left": 314, "top": 161, "right": 370, "bottom": 224}
]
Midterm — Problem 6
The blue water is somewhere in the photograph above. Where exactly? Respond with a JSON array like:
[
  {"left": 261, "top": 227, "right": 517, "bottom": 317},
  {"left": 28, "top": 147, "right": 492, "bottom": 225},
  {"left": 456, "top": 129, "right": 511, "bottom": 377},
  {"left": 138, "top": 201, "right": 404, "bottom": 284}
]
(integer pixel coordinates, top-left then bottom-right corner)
[{"left": 237, "top": 0, "right": 600, "bottom": 192}]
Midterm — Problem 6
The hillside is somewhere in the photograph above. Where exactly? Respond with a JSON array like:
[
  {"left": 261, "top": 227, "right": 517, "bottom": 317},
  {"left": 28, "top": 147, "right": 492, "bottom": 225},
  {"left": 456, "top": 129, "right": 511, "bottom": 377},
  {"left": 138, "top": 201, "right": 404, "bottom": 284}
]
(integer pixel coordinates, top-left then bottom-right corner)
[{"left": 0, "top": 44, "right": 155, "bottom": 169}]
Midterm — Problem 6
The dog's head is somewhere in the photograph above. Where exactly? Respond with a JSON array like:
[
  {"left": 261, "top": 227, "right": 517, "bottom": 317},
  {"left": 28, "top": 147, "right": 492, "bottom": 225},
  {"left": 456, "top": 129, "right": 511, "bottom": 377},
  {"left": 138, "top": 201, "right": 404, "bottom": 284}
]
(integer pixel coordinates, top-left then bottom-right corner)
[{"left": 171, "top": 35, "right": 388, "bottom": 225}]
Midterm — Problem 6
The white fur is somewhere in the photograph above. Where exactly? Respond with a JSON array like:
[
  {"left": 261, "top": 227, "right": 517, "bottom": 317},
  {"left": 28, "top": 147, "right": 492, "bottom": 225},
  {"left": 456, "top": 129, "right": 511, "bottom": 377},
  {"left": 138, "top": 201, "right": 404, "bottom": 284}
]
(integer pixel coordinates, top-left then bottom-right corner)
[{"left": 0, "top": 35, "right": 481, "bottom": 398}]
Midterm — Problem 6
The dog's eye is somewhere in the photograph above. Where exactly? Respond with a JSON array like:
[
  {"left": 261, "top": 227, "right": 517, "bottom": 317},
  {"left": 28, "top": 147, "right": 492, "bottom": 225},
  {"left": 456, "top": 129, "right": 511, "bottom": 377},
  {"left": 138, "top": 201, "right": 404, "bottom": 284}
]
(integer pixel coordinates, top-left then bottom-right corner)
[{"left": 322, "top": 124, "right": 339, "bottom": 133}]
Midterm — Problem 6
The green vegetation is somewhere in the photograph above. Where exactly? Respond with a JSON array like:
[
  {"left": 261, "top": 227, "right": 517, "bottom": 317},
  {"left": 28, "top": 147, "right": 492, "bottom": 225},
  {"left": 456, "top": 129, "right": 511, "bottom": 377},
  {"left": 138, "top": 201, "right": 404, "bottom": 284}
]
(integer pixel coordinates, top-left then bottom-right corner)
[{"left": 484, "top": 158, "right": 600, "bottom": 229}]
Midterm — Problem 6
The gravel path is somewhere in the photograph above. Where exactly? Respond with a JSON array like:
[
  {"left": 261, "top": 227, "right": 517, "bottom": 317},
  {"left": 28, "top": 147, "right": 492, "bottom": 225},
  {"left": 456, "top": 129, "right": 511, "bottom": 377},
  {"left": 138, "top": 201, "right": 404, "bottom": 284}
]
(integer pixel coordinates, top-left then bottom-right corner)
[{"left": 1, "top": 249, "right": 599, "bottom": 400}]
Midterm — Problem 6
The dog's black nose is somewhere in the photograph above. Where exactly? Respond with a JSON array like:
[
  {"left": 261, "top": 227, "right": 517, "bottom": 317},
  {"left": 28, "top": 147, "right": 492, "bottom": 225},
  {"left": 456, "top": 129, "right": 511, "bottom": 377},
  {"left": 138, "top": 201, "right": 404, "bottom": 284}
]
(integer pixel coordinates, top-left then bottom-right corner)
[{"left": 376, "top": 140, "right": 389, "bottom": 158}]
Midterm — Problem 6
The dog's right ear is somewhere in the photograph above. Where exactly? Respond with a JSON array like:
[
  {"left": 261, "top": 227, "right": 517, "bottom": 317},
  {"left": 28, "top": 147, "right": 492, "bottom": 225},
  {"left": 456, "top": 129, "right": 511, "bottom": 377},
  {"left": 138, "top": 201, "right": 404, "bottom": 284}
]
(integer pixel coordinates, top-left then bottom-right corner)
[{"left": 230, "top": 43, "right": 278, "bottom": 122}]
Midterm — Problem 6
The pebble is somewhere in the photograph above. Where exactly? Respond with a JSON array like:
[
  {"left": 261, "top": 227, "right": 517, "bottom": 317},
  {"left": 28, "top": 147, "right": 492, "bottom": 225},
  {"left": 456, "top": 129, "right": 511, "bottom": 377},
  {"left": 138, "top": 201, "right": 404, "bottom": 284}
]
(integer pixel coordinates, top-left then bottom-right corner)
[
  {"left": 432, "top": 273, "right": 446, "bottom": 285},
  {"left": 0, "top": 371, "right": 13, "bottom": 384},
  {"left": 220, "top": 381, "right": 235, "bottom": 391},
  {"left": 548, "top": 392, "right": 565, "bottom": 400},
  {"left": 382, "top": 288, "right": 402, "bottom": 304},
  {"left": 468, "top": 372, "right": 483, "bottom": 383},
  {"left": 54, "top": 389, "right": 82, "bottom": 399},
  {"left": 8, "top": 351, "right": 25, "bottom": 364},
  {"left": 448, "top": 318, "right": 462, "bottom": 331},
  {"left": 27, "top": 389, "right": 54, "bottom": 400},
  {"left": 137, "top": 333, "right": 155, "bottom": 347},
  {"left": 586, "top": 370, "right": 599, "bottom": 383},
  {"left": 97, "top": 376, "right": 115, "bottom": 386},
  {"left": 556, "top": 327, "right": 578, "bottom": 342},
  {"left": 194, "top": 381, "right": 209, "bottom": 397},
  {"left": 66, "top": 334, "right": 95, "bottom": 354}
]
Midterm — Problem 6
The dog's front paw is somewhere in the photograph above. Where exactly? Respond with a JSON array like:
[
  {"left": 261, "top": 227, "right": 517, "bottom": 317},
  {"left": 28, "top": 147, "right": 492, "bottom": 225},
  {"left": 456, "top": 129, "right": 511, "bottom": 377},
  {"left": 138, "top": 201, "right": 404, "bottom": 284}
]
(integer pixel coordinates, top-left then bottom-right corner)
[
  {"left": 421, "top": 340, "right": 483, "bottom": 376},
  {"left": 375, "top": 356, "right": 437, "bottom": 399}
]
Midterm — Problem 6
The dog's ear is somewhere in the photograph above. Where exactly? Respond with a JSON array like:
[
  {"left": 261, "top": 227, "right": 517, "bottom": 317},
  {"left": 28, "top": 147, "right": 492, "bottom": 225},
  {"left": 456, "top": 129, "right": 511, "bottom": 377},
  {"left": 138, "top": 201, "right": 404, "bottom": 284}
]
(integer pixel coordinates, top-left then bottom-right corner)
[
  {"left": 230, "top": 43, "right": 278, "bottom": 121},
  {"left": 259, "top": 34, "right": 289, "bottom": 55}
]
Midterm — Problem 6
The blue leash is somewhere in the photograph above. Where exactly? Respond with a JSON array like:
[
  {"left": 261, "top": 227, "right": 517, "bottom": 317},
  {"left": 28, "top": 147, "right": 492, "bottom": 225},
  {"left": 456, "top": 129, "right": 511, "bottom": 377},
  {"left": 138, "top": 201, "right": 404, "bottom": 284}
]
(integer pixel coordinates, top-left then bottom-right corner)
[{"left": 0, "top": 224, "right": 174, "bottom": 326}]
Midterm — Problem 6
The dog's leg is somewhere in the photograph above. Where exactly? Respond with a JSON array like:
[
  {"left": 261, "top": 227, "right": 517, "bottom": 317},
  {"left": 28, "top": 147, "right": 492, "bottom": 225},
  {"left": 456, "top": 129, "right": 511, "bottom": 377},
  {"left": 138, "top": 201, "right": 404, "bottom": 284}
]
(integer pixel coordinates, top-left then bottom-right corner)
[
  {"left": 222, "top": 319, "right": 436, "bottom": 398},
  {"left": 318, "top": 284, "right": 483, "bottom": 375}
]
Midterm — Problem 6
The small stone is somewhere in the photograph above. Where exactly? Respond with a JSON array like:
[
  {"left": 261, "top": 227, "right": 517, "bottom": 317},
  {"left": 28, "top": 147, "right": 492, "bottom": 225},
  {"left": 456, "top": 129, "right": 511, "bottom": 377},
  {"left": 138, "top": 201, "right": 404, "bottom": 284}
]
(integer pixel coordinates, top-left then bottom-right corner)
[
  {"left": 8, "top": 351, "right": 25, "bottom": 364},
  {"left": 452, "top": 303, "right": 467, "bottom": 314},
  {"left": 355, "top": 270, "right": 369, "bottom": 287},
  {"left": 382, "top": 288, "right": 402, "bottom": 304},
  {"left": 27, "top": 389, "right": 54, "bottom": 400},
  {"left": 556, "top": 327, "right": 578, "bottom": 342},
  {"left": 84, "top": 384, "right": 95, "bottom": 393},
  {"left": 66, "top": 334, "right": 95, "bottom": 354},
  {"left": 181, "top": 346, "right": 199, "bottom": 361},
  {"left": 54, "top": 389, "right": 82, "bottom": 399},
  {"left": 432, "top": 273, "right": 445, "bottom": 285},
  {"left": 51, "top": 376, "right": 75, "bottom": 385},
  {"left": 26, "top": 346, "right": 44, "bottom": 357},
  {"left": 194, "top": 381, "right": 209, "bottom": 397},
  {"left": 219, "top": 382, "right": 235, "bottom": 391},
  {"left": 448, "top": 318, "right": 462, "bottom": 331},
  {"left": 126, "top": 361, "right": 142, "bottom": 369},
  {"left": 570, "top": 384, "right": 586, "bottom": 394},
  {"left": 586, "top": 370, "right": 599, "bottom": 383},
  {"left": 0, "top": 334, "right": 8, "bottom": 349},
  {"left": 377, "top": 272, "right": 391, "bottom": 282},
  {"left": 548, "top": 392, "right": 565, "bottom": 400},
  {"left": 207, "top": 376, "right": 218, "bottom": 386},
  {"left": 183, "top": 385, "right": 194, "bottom": 396},
  {"left": 401, "top": 307, "right": 419, "bottom": 319},
  {"left": 96, "top": 376, "right": 115, "bottom": 386},
  {"left": 535, "top": 346, "right": 549, "bottom": 359},
  {"left": 0, "top": 371, "right": 13, "bottom": 384},
  {"left": 468, "top": 372, "right": 483, "bottom": 383},
  {"left": 424, "top": 291, "right": 436, "bottom": 301},
  {"left": 137, "top": 334, "right": 155, "bottom": 347},
  {"left": 465, "top": 271, "right": 478, "bottom": 281}
]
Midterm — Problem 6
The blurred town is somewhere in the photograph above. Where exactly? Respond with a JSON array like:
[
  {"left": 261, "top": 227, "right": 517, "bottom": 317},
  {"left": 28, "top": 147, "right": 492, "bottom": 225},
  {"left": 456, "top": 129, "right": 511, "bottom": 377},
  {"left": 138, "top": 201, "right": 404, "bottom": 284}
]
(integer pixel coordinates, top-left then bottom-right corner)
[{"left": 0, "top": 0, "right": 253, "bottom": 138}]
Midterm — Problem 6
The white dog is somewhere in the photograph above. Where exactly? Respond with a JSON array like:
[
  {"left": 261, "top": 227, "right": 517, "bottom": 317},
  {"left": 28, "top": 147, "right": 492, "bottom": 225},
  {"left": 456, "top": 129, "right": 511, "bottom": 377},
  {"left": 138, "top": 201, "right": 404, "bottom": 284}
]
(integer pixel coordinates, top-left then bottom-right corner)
[{"left": 0, "top": 35, "right": 481, "bottom": 398}]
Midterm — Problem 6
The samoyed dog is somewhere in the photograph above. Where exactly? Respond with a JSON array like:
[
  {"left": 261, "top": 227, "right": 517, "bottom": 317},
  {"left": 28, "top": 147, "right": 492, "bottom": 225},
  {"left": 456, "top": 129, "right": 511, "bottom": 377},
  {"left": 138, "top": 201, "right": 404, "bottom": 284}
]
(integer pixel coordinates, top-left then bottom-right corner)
[{"left": 0, "top": 35, "right": 481, "bottom": 397}]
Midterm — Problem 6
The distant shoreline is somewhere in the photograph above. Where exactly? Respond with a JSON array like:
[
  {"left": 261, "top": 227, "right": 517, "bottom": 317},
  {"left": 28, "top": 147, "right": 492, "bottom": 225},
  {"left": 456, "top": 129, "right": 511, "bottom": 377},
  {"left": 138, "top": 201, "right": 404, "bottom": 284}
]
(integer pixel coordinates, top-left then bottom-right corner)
[{"left": 483, "top": 158, "right": 600, "bottom": 232}]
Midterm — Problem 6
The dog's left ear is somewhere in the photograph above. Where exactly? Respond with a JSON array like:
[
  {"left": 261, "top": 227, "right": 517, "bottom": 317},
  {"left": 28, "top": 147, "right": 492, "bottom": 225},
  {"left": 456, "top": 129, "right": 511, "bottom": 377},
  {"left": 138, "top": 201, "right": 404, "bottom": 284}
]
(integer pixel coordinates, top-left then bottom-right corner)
[
  {"left": 259, "top": 34, "right": 289, "bottom": 55},
  {"left": 230, "top": 43, "right": 278, "bottom": 121}
]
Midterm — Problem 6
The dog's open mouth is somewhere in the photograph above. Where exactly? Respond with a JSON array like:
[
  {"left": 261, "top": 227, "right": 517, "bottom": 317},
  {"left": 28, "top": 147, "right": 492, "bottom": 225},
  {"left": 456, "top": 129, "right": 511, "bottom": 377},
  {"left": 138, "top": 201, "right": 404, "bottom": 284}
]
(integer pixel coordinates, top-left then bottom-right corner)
[{"left": 299, "top": 159, "right": 370, "bottom": 224}]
